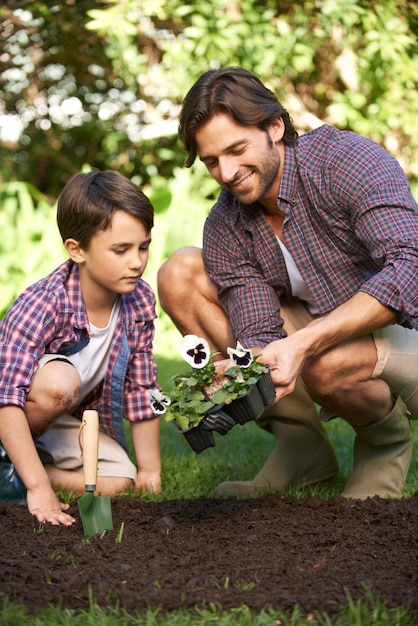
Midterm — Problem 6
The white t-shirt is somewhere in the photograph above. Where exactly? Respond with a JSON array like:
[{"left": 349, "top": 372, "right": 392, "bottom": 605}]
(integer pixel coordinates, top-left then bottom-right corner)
[
  {"left": 67, "top": 298, "right": 121, "bottom": 401},
  {"left": 277, "top": 237, "right": 319, "bottom": 314}
]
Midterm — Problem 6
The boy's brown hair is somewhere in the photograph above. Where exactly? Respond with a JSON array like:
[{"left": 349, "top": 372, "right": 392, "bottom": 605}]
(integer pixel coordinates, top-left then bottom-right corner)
[{"left": 57, "top": 170, "right": 154, "bottom": 248}]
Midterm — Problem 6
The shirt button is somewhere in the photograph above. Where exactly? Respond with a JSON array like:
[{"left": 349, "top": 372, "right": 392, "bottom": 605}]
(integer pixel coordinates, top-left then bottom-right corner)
[{"left": 291, "top": 197, "right": 296, "bottom": 204}]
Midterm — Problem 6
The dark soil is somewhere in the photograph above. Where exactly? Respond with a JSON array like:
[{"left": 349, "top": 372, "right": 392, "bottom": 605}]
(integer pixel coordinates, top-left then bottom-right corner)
[{"left": 1, "top": 493, "right": 417, "bottom": 618}]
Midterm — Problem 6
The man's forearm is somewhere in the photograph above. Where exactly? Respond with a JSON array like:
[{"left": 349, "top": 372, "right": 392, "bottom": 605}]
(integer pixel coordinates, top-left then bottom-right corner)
[
  {"left": 257, "top": 291, "right": 398, "bottom": 396},
  {"left": 296, "top": 291, "right": 398, "bottom": 360}
]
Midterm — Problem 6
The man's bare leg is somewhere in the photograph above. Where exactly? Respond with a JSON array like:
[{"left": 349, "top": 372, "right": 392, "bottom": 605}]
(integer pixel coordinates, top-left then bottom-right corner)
[
  {"left": 158, "top": 248, "right": 338, "bottom": 494},
  {"left": 157, "top": 246, "right": 234, "bottom": 356},
  {"left": 302, "top": 338, "right": 412, "bottom": 498}
]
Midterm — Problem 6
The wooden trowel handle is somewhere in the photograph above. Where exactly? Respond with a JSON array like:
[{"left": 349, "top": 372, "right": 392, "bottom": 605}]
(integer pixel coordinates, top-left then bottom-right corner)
[{"left": 81, "top": 410, "right": 99, "bottom": 489}]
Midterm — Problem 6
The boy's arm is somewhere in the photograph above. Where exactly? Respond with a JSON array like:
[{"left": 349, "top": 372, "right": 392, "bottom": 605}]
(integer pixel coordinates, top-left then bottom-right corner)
[
  {"left": 130, "top": 417, "right": 161, "bottom": 492},
  {"left": 0, "top": 405, "right": 75, "bottom": 526}
]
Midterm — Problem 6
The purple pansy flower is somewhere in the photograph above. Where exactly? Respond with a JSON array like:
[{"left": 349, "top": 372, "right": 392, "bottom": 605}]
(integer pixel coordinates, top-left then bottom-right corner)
[
  {"left": 148, "top": 389, "right": 171, "bottom": 415},
  {"left": 180, "top": 334, "right": 210, "bottom": 369},
  {"left": 227, "top": 341, "right": 253, "bottom": 368}
]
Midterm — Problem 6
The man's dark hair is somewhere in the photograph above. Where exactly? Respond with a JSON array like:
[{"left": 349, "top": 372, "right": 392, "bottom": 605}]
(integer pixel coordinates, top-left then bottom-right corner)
[
  {"left": 57, "top": 170, "right": 154, "bottom": 248},
  {"left": 179, "top": 66, "right": 298, "bottom": 167}
]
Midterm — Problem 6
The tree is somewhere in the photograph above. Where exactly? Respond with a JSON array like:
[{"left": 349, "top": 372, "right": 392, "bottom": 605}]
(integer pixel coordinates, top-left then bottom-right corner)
[
  {"left": 1, "top": 0, "right": 417, "bottom": 200},
  {"left": 0, "top": 0, "right": 183, "bottom": 196}
]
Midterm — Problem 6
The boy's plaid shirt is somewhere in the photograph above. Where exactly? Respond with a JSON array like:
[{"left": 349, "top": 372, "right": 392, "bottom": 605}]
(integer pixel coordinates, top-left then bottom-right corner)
[{"left": 0, "top": 260, "right": 158, "bottom": 450}]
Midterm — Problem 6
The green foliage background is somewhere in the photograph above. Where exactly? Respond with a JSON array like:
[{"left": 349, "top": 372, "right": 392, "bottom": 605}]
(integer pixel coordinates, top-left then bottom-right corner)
[
  {"left": 1, "top": 6, "right": 418, "bottom": 622},
  {"left": 0, "top": 0, "right": 417, "bottom": 352}
]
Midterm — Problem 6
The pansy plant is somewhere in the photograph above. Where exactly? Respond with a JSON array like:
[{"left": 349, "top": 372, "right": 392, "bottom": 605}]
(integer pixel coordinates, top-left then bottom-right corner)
[
  {"left": 181, "top": 335, "right": 211, "bottom": 368},
  {"left": 152, "top": 334, "right": 269, "bottom": 430},
  {"left": 148, "top": 389, "right": 171, "bottom": 415},
  {"left": 227, "top": 341, "right": 252, "bottom": 367}
]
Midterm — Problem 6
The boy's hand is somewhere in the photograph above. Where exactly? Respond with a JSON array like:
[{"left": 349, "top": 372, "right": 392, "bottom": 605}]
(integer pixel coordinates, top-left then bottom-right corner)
[
  {"left": 27, "top": 486, "right": 76, "bottom": 527},
  {"left": 135, "top": 469, "right": 161, "bottom": 493},
  {"left": 131, "top": 418, "right": 161, "bottom": 493}
]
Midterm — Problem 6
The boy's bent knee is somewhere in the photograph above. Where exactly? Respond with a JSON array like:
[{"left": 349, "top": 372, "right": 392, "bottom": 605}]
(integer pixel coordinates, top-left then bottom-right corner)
[
  {"left": 96, "top": 475, "right": 133, "bottom": 496},
  {"left": 27, "top": 362, "right": 81, "bottom": 436},
  {"left": 32, "top": 361, "right": 80, "bottom": 401}
]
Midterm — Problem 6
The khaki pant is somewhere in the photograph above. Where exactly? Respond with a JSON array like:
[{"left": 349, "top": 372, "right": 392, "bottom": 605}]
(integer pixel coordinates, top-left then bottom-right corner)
[
  {"left": 36, "top": 413, "right": 137, "bottom": 479},
  {"left": 34, "top": 354, "right": 137, "bottom": 479},
  {"left": 277, "top": 301, "right": 418, "bottom": 420}
]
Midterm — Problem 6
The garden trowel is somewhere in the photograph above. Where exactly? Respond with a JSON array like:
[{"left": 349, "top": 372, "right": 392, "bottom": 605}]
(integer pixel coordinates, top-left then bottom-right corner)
[{"left": 78, "top": 410, "right": 113, "bottom": 536}]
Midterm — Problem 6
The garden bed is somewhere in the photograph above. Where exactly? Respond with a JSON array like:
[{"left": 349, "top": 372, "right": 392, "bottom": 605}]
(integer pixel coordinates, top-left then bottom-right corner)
[{"left": 1, "top": 493, "right": 417, "bottom": 618}]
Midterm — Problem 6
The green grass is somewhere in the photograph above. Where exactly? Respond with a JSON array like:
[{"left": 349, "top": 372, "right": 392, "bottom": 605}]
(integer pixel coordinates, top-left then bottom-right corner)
[
  {"left": 0, "top": 590, "right": 417, "bottom": 626},
  {"left": 151, "top": 354, "right": 418, "bottom": 502},
  {"left": 1, "top": 352, "right": 417, "bottom": 625},
  {"left": 0, "top": 588, "right": 416, "bottom": 626}
]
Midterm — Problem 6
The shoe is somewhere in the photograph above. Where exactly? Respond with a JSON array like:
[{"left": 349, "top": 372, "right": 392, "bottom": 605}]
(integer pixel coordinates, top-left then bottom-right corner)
[
  {"left": 342, "top": 396, "right": 412, "bottom": 500},
  {"left": 0, "top": 442, "right": 27, "bottom": 504},
  {"left": 215, "top": 413, "right": 338, "bottom": 497}
]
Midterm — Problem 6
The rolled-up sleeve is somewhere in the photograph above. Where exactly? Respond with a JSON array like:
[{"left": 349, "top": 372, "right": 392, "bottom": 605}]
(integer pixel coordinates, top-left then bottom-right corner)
[
  {"left": 203, "top": 199, "right": 288, "bottom": 347},
  {"left": 0, "top": 290, "right": 61, "bottom": 407},
  {"left": 331, "top": 140, "right": 418, "bottom": 328}
]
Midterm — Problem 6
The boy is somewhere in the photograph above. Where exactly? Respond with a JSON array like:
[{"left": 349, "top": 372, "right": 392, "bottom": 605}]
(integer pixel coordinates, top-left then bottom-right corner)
[{"left": 0, "top": 170, "right": 161, "bottom": 527}]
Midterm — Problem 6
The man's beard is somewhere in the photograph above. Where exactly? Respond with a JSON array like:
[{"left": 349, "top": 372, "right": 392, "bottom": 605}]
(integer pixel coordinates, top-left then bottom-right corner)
[{"left": 225, "top": 135, "right": 281, "bottom": 205}]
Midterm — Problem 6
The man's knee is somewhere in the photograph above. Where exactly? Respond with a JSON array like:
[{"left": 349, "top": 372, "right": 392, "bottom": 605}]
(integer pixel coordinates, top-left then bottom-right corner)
[
  {"left": 302, "top": 350, "right": 346, "bottom": 403},
  {"left": 157, "top": 246, "right": 204, "bottom": 309},
  {"left": 302, "top": 336, "right": 379, "bottom": 404}
]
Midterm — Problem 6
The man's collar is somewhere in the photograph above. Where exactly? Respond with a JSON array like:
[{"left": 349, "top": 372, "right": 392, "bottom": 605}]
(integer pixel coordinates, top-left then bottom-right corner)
[{"left": 277, "top": 143, "right": 298, "bottom": 208}]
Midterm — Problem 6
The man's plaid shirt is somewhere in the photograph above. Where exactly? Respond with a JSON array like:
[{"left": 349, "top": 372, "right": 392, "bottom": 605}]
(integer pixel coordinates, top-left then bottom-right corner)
[{"left": 203, "top": 124, "right": 418, "bottom": 347}]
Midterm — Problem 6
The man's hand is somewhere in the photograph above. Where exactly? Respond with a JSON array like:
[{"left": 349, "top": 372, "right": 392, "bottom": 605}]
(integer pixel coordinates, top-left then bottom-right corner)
[
  {"left": 258, "top": 334, "right": 307, "bottom": 402},
  {"left": 214, "top": 357, "right": 234, "bottom": 374},
  {"left": 27, "top": 486, "right": 75, "bottom": 527}
]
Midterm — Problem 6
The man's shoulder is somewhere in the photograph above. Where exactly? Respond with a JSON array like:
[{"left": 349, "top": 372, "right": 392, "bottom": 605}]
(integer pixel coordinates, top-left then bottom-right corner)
[
  {"left": 298, "top": 124, "right": 350, "bottom": 152},
  {"left": 297, "top": 124, "right": 382, "bottom": 165}
]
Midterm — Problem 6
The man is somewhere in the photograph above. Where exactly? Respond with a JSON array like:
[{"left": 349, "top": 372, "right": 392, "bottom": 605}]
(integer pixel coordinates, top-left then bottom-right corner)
[{"left": 158, "top": 67, "right": 418, "bottom": 499}]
